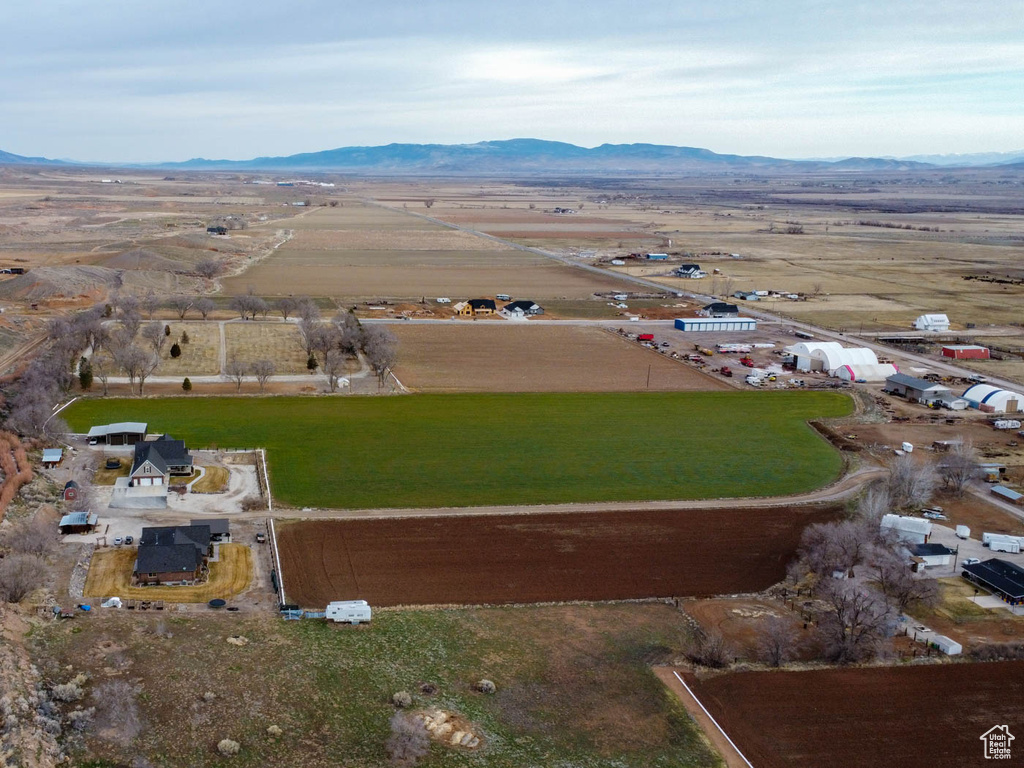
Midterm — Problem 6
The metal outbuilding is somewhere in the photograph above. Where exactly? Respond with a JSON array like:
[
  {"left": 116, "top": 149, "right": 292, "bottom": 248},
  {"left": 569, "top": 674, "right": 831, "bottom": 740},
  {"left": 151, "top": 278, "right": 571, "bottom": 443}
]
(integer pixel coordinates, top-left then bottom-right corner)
[
  {"left": 58, "top": 511, "right": 98, "bottom": 535},
  {"left": 87, "top": 422, "right": 148, "bottom": 445},
  {"left": 885, "top": 373, "right": 953, "bottom": 405},
  {"left": 941, "top": 345, "right": 989, "bottom": 360},
  {"left": 41, "top": 448, "right": 63, "bottom": 468},
  {"left": 674, "top": 317, "right": 756, "bottom": 332},
  {"left": 881, "top": 514, "right": 932, "bottom": 544},
  {"left": 962, "top": 384, "right": 1022, "bottom": 414}
]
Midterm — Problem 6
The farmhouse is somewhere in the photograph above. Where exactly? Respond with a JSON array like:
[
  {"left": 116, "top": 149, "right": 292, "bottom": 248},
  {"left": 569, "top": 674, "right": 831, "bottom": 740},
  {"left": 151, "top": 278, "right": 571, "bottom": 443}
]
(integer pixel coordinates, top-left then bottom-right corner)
[
  {"left": 699, "top": 302, "right": 739, "bottom": 318},
  {"left": 881, "top": 514, "right": 932, "bottom": 544},
  {"left": 41, "top": 448, "right": 63, "bottom": 468},
  {"left": 134, "top": 524, "right": 212, "bottom": 585},
  {"left": 675, "top": 264, "right": 706, "bottom": 278},
  {"left": 884, "top": 373, "right": 952, "bottom": 405},
  {"left": 962, "top": 384, "right": 1022, "bottom": 414},
  {"left": 453, "top": 301, "right": 472, "bottom": 316},
  {"left": 501, "top": 300, "right": 543, "bottom": 319},
  {"left": 58, "top": 511, "right": 97, "bottom": 535},
  {"left": 962, "top": 559, "right": 1024, "bottom": 610},
  {"left": 942, "top": 344, "right": 989, "bottom": 360},
  {"left": 911, "top": 542, "right": 955, "bottom": 568},
  {"left": 129, "top": 436, "right": 193, "bottom": 487},
  {"left": 914, "top": 313, "right": 950, "bottom": 332},
  {"left": 468, "top": 299, "right": 497, "bottom": 316},
  {"left": 674, "top": 317, "right": 757, "bottom": 332},
  {"left": 87, "top": 422, "right": 147, "bottom": 446}
]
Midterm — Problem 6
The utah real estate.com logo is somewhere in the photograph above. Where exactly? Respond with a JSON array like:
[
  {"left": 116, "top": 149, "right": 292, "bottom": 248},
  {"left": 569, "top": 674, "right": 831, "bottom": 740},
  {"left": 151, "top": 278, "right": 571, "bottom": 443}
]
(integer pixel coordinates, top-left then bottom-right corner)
[{"left": 980, "top": 725, "right": 1014, "bottom": 760}]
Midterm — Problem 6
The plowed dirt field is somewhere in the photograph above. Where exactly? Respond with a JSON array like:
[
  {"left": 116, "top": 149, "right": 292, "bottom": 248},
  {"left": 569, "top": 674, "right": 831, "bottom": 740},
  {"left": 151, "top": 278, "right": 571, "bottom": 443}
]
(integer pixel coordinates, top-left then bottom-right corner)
[
  {"left": 682, "top": 661, "right": 1024, "bottom": 768},
  {"left": 276, "top": 504, "right": 841, "bottom": 607}
]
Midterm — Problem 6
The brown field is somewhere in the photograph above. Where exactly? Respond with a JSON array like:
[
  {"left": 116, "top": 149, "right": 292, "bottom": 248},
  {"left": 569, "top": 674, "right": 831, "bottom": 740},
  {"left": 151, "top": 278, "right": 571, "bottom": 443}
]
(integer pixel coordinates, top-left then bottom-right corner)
[
  {"left": 683, "top": 597, "right": 816, "bottom": 660},
  {"left": 276, "top": 504, "right": 841, "bottom": 608},
  {"left": 193, "top": 465, "right": 229, "bottom": 493},
  {"left": 682, "top": 661, "right": 1024, "bottom": 768},
  {"left": 225, "top": 203, "right": 631, "bottom": 299},
  {"left": 155, "top": 321, "right": 222, "bottom": 376},
  {"left": 223, "top": 321, "right": 308, "bottom": 373},
  {"left": 390, "top": 323, "right": 730, "bottom": 391},
  {"left": 83, "top": 544, "right": 252, "bottom": 602}
]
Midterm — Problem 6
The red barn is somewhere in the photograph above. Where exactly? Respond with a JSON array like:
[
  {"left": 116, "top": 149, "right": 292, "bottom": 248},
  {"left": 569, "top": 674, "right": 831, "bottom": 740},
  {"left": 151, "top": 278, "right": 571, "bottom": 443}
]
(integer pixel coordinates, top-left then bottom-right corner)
[{"left": 942, "top": 345, "right": 989, "bottom": 360}]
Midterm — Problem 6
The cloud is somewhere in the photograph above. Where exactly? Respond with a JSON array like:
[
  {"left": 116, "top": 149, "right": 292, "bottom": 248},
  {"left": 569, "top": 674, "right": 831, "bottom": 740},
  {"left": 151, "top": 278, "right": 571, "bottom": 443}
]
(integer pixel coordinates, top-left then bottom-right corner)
[{"left": 1, "top": 1, "right": 1022, "bottom": 160}]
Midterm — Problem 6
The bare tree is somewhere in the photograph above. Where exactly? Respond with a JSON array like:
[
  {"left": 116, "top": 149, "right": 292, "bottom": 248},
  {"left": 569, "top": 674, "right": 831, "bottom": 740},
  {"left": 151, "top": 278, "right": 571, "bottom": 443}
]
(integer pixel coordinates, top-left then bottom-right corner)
[
  {"left": 196, "top": 297, "right": 216, "bottom": 320},
  {"left": 140, "top": 322, "right": 166, "bottom": 355},
  {"left": 92, "top": 680, "right": 142, "bottom": 745},
  {"left": 322, "top": 347, "right": 346, "bottom": 392},
  {"left": 362, "top": 326, "right": 398, "bottom": 386},
  {"left": 276, "top": 297, "right": 298, "bottom": 321},
  {"left": 250, "top": 359, "right": 275, "bottom": 392},
  {"left": 113, "top": 345, "right": 149, "bottom": 393},
  {"left": 857, "top": 482, "right": 892, "bottom": 523},
  {"left": 252, "top": 295, "right": 270, "bottom": 319},
  {"left": 816, "top": 581, "right": 894, "bottom": 664},
  {"left": 298, "top": 316, "right": 321, "bottom": 357},
  {"left": 887, "top": 453, "right": 938, "bottom": 510},
  {"left": 168, "top": 295, "right": 194, "bottom": 320},
  {"left": 141, "top": 290, "right": 159, "bottom": 319},
  {"left": 136, "top": 352, "right": 160, "bottom": 395},
  {"left": 3, "top": 517, "right": 56, "bottom": 557},
  {"left": 385, "top": 712, "right": 429, "bottom": 767},
  {"left": 195, "top": 258, "right": 221, "bottom": 279},
  {"left": 92, "top": 354, "right": 111, "bottom": 396},
  {"left": 686, "top": 628, "right": 732, "bottom": 668},
  {"left": 298, "top": 297, "right": 320, "bottom": 323},
  {"left": 872, "top": 551, "right": 940, "bottom": 615},
  {"left": 0, "top": 554, "right": 47, "bottom": 603},
  {"left": 756, "top": 616, "right": 799, "bottom": 667},
  {"left": 230, "top": 294, "right": 254, "bottom": 321},
  {"left": 938, "top": 439, "right": 979, "bottom": 497},
  {"left": 119, "top": 309, "right": 142, "bottom": 342},
  {"left": 226, "top": 357, "right": 247, "bottom": 392}
]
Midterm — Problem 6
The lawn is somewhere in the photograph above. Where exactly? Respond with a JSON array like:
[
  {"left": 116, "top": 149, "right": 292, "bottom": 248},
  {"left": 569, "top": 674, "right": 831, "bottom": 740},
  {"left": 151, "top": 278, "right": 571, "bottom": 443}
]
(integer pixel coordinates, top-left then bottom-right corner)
[
  {"left": 83, "top": 544, "right": 252, "bottom": 603},
  {"left": 64, "top": 391, "right": 852, "bottom": 509}
]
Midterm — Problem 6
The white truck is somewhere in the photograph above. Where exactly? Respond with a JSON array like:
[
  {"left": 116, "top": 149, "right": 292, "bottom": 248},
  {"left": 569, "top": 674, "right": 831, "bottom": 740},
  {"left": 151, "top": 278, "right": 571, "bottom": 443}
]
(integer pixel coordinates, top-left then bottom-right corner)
[{"left": 325, "top": 600, "right": 372, "bottom": 624}]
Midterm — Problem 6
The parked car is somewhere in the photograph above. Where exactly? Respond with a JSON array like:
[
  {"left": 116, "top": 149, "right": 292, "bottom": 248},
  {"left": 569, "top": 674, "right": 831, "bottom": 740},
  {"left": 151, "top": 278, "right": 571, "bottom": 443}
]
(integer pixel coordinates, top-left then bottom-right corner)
[
  {"left": 962, "top": 558, "right": 981, "bottom": 566},
  {"left": 256, "top": 532, "right": 267, "bottom": 544},
  {"left": 113, "top": 537, "right": 123, "bottom": 546},
  {"left": 922, "top": 511, "right": 947, "bottom": 520},
  {"left": 124, "top": 535, "right": 134, "bottom": 545}
]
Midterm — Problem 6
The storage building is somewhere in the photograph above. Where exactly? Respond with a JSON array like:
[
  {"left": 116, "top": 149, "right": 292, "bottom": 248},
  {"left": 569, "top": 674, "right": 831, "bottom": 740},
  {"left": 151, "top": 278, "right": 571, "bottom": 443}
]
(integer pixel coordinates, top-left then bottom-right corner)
[
  {"left": 884, "top": 373, "right": 953, "bottom": 405},
  {"left": 674, "top": 317, "right": 757, "bottom": 332},
  {"left": 941, "top": 345, "right": 989, "bottom": 360},
  {"left": 911, "top": 542, "right": 955, "bottom": 567},
  {"left": 962, "top": 384, "right": 1023, "bottom": 414},
  {"left": 87, "top": 422, "right": 147, "bottom": 445},
  {"left": 991, "top": 485, "right": 1024, "bottom": 506},
  {"left": 787, "top": 342, "right": 894, "bottom": 381},
  {"left": 881, "top": 514, "right": 932, "bottom": 544},
  {"left": 41, "top": 448, "right": 63, "bottom": 468},
  {"left": 58, "top": 511, "right": 98, "bottom": 535},
  {"left": 914, "top": 314, "right": 950, "bottom": 332}
]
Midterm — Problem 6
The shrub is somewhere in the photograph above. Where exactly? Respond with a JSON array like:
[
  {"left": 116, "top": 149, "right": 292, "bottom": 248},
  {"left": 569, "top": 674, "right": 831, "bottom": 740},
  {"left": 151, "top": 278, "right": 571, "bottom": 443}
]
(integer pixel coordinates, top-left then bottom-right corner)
[
  {"left": 266, "top": 724, "right": 283, "bottom": 738},
  {"left": 170, "top": 343, "right": 181, "bottom": 358},
  {"left": 0, "top": 554, "right": 48, "bottom": 602},
  {"left": 217, "top": 738, "right": 240, "bottom": 756},
  {"left": 164, "top": 324, "right": 171, "bottom": 336},
  {"left": 182, "top": 377, "right": 192, "bottom": 393},
  {"left": 386, "top": 713, "right": 428, "bottom": 767},
  {"left": 392, "top": 691, "right": 412, "bottom": 708},
  {"left": 307, "top": 354, "right": 318, "bottom": 371},
  {"left": 474, "top": 679, "right": 496, "bottom": 695},
  {"left": 181, "top": 330, "right": 190, "bottom": 344}
]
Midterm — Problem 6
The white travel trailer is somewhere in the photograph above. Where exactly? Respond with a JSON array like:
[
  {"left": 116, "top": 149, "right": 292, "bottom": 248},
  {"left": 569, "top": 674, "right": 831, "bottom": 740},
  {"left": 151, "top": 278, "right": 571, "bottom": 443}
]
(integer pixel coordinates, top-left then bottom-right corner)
[{"left": 326, "top": 600, "right": 372, "bottom": 624}]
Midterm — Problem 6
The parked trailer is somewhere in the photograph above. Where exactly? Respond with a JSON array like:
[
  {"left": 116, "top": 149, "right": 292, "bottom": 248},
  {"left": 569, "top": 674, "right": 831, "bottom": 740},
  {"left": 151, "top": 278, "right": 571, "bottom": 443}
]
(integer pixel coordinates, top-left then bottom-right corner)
[
  {"left": 955, "top": 525, "right": 971, "bottom": 540},
  {"left": 326, "top": 600, "right": 372, "bottom": 624},
  {"left": 982, "top": 532, "right": 1024, "bottom": 546},
  {"left": 986, "top": 535, "right": 1022, "bottom": 554}
]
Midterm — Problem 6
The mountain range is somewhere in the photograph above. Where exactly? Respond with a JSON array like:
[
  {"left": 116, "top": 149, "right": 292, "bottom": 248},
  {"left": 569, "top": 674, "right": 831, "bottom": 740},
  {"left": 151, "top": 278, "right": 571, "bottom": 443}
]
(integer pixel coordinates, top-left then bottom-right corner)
[{"left": 2, "top": 139, "right": 1023, "bottom": 173}]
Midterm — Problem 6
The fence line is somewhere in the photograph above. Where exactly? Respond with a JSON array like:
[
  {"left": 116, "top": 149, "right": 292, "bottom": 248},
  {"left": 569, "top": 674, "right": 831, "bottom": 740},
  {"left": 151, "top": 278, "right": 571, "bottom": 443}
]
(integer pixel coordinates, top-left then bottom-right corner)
[
  {"left": 672, "top": 670, "right": 755, "bottom": 768},
  {"left": 268, "top": 517, "right": 286, "bottom": 607}
]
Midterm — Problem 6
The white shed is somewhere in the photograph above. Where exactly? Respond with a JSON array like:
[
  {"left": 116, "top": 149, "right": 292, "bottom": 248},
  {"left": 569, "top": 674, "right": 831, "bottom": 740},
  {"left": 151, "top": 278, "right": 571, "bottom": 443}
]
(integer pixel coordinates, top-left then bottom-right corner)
[
  {"left": 835, "top": 363, "right": 900, "bottom": 382},
  {"left": 914, "top": 314, "right": 950, "bottom": 332},
  {"left": 962, "top": 384, "right": 1023, "bottom": 414},
  {"left": 929, "top": 635, "right": 962, "bottom": 655},
  {"left": 881, "top": 514, "right": 932, "bottom": 544}
]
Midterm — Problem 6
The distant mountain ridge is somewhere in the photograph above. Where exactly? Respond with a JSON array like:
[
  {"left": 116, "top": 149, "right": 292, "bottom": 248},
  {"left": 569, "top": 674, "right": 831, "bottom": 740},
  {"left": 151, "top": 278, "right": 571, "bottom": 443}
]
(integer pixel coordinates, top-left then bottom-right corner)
[
  {"left": 4, "top": 139, "right": 1024, "bottom": 173},
  {"left": 160, "top": 139, "right": 935, "bottom": 173}
]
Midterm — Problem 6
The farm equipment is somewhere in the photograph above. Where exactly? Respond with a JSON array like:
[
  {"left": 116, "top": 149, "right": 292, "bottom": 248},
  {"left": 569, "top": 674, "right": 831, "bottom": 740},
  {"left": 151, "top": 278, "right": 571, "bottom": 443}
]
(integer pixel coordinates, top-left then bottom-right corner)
[
  {"left": 638, "top": 333, "right": 655, "bottom": 342},
  {"left": 740, "top": 356, "right": 755, "bottom": 367},
  {"left": 719, "top": 366, "right": 733, "bottom": 378},
  {"left": 687, "top": 354, "right": 704, "bottom": 363}
]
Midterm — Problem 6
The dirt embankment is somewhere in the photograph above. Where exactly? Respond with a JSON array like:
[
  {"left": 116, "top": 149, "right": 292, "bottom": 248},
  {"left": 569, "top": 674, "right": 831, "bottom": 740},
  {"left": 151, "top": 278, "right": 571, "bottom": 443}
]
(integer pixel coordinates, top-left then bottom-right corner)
[{"left": 0, "top": 431, "right": 33, "bottom": 521}]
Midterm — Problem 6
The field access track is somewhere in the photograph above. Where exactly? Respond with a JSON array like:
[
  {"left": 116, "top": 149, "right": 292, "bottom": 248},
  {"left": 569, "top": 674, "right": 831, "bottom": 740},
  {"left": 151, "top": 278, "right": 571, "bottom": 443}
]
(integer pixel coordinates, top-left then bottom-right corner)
[
  {"left": 276, "top": 504, "right": 841, "bottom": 608},
  {"left": 682, "top": 661, "right": 1024, "bottom": 768}
]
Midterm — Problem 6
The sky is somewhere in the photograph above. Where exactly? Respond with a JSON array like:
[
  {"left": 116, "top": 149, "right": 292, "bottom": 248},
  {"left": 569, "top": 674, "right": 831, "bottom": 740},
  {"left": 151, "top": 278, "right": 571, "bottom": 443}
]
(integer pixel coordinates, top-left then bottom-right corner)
[{"left": 2, "top": 0, "right": 1023, "bottom": 162}]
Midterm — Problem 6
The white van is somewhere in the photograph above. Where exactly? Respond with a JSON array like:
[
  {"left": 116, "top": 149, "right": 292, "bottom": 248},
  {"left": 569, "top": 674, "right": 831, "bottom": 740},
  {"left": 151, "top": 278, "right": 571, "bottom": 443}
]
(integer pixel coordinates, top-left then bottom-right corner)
[{"left": 326, "top": 600, "right": 372, "bottom": 624}]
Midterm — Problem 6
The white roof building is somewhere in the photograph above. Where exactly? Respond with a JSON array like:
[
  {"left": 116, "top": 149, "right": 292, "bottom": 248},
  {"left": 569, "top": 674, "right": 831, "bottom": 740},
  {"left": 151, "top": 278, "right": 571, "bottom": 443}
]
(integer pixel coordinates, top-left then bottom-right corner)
[
  {"left": 834, "top": 363, "right": 900, "bottom": 382},
  {"left": 787, "top": 342, "right": 881, "bottom": 375},
  {"left": 914, "top": 314, "right": 950, "bottom": 332},
  {"left": 962, "top": 384, "right": 1023, "bottom": 414},
  {"left": 881, "top": 514, "right": 932, "bottom": 544}
]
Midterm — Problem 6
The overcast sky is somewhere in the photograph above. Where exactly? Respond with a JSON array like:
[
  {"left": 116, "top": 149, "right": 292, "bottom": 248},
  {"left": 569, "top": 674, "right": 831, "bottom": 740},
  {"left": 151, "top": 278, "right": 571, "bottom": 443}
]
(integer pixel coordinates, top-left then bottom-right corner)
[{"left": 2, "top": 1, "right": 1022, "bottom": 162}]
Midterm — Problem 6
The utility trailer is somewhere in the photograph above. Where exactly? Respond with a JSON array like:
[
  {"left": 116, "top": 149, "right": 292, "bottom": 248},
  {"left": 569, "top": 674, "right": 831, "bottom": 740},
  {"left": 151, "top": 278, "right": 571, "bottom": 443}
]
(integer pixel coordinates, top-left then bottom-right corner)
[{"left": 326, "top": 600, "right": 372, "bottom": 624}]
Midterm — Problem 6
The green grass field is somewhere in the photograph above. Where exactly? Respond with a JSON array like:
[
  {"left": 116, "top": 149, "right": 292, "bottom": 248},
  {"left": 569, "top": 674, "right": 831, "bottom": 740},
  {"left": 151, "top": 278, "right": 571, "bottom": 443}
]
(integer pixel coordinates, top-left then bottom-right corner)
[{"left": 65, "top": 391, "right": 851, "bottom": 509}]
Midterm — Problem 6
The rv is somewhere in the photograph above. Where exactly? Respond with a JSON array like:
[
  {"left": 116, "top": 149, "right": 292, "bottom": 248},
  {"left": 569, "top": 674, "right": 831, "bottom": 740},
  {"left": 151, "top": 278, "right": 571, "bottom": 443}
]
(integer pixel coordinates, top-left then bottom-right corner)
[{"left": 326, "top": 600, "right": 372, "bottom": 624}]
